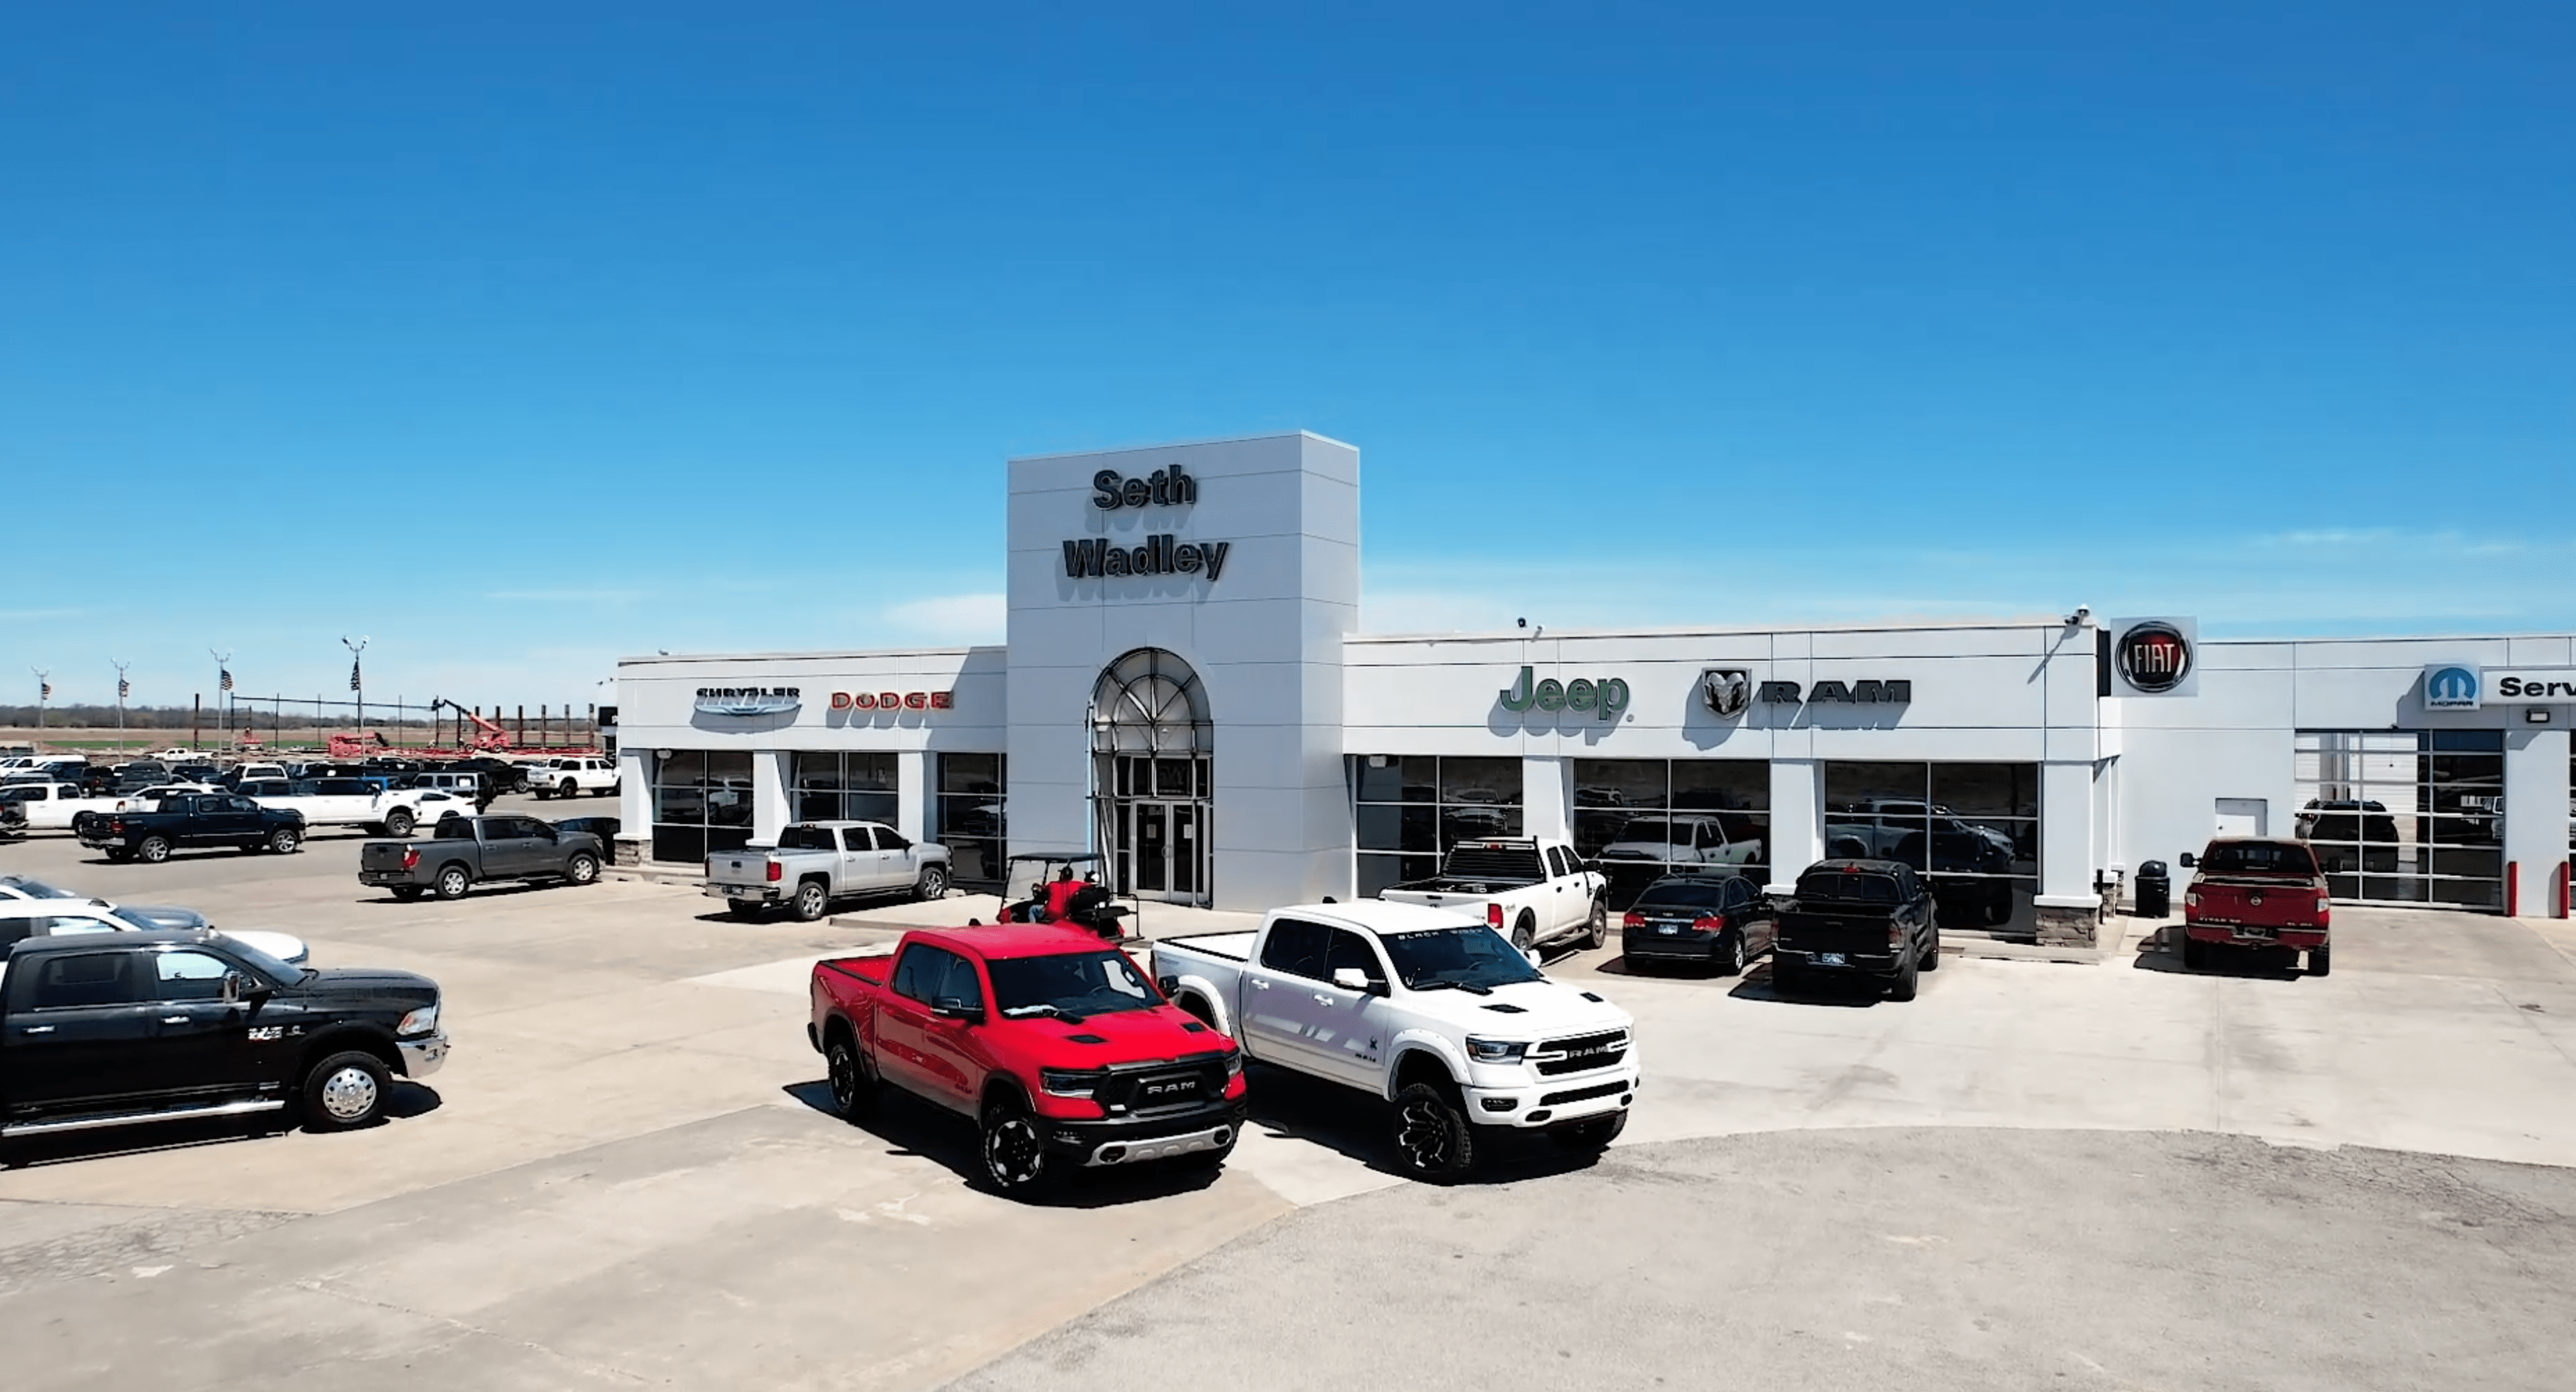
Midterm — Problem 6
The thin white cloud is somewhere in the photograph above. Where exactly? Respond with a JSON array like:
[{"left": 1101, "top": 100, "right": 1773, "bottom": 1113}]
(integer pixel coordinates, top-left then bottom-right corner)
[
  {"left": 482, "top": 588, "right": 649, "bottom": 605},
  {"left": 883, "top": 593, "right": 1006, "bottom": 640}
]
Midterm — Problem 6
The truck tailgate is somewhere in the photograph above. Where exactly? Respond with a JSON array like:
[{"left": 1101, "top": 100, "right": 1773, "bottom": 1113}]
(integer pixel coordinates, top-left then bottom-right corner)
[
  {"left": 706, "top": 851, "right": 775, "bottom": 890},
  {"left": 1779, "top": 909, "right": 1898, "bottom": 956},
  {"left": 2189, "top": 878, "right": 2323, "bottom": 928},
  {"left": 360, "top": 842, "right": 417, "bottom": 873}
]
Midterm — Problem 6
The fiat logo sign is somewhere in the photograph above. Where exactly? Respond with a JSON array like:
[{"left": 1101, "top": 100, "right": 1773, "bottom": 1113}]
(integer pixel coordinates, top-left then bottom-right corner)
[{"left": 2117, "top": 622, "right": 2193, "bottom": 694}]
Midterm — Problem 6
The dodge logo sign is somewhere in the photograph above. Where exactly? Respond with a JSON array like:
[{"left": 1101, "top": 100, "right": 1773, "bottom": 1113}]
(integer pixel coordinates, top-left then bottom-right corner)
[
  {"left": 1699, "top": 668, "right": 1752, "bottom": 718},
  {"left": 2111, "top": 618, "right": 2197, "bottom": 697}
]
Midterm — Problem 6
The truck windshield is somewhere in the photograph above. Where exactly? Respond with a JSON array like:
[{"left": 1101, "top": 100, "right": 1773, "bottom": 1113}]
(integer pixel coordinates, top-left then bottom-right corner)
[
  {"left": 2, "top": 877, "right": 77, "bottom": 899},
  {"left": 988, "top": 950, "right": 1157, "bottom": 1021},
  {"left": 2201, "top": 842, "right": 2319, "bottom": 876},
  {"left": 1380, "top": 926, "right": 1545, "bottom": 992}
]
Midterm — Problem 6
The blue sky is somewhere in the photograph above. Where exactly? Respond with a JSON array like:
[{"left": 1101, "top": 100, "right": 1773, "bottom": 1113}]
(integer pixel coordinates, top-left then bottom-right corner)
[{"left": 5, "top": 3, "right": 2570, "bottom": 710}]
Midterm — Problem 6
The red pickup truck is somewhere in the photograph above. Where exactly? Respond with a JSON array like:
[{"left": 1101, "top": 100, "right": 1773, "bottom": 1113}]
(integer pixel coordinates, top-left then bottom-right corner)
[
  {"left": 807, "top": 925, "right": 1248, "bottom": 1196},
  {"left": 2180, "top": 838, "right": 2332, "bottom": 975}
]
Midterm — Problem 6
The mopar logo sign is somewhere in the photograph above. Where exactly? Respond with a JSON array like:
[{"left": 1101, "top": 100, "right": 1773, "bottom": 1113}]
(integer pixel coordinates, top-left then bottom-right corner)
[{"left": 2423, "top": 665, "right": 2480, "bottom": 710}]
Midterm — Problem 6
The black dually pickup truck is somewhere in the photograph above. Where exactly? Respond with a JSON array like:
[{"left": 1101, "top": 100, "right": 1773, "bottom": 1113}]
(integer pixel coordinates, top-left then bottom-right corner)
[
  {"left": 1771, "top": 858, "right": 1940, "bottom": 1001},
  {"left": 0, "top": 930, "right": 447, "bottom": 1141},
  {"left": 74, "top": 793, "right": 308, "bottom": 863}
]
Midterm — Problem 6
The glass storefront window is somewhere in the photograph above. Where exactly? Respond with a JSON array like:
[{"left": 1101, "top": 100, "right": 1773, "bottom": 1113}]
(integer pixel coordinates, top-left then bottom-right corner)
[
  {"left": 1573, "top": 759, "right": 1770, "bottom": 909},
  {"left": 2295, "top": 731, "right": 2505, "bottom": 908},
  {"left": 1352, "top": 756, "right": 1525, "bottom": 897},
  {"left": 650, "top": 749, "right": 756, "bottom": 864},
  {"left": 795, "top": 752, "right": 899, "bottom": 825},
  {"left": 1823, "top": 761, "right": 2038, "bottom": 931},
  {"left": 936, "top": 753, "right": 1006, "bottom": 889}
]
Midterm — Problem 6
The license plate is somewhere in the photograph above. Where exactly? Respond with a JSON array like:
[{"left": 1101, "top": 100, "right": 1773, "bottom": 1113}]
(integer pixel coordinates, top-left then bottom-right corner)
[
  {"left": 1817, "top": 952, "right": 1846, "bottom": 967},
  {"left": 1656, "top": 924, "right": 1678, "bottom": 935},
  {"left": 2242, "top": 925, "right": 2278, "bottom": 939}
]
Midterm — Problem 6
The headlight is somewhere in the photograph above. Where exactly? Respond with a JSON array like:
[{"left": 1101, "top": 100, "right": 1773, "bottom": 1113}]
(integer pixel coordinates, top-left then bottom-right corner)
[
  {"left": 1040, "top": 1068, "right": 1105, "bottom": 1098},
  {"left": 1466, "top": 1037, "right": 1528, "bottom": 1064},
  {"left": 1225, "top": 1051, "right": 1243, "bottom": 1078},
  {"left": 396, "top": 1002, "right": 440, "bottom": 1037}
]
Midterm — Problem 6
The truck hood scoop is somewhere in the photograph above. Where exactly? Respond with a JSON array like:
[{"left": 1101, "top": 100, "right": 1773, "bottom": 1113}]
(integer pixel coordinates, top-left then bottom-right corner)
[
  {"left": 1480, "top": 1003, "right": 1527, "bottom": 1014},
  {"left": 1063, "top": 1033, "right": 1109, "bottom": 1045}
]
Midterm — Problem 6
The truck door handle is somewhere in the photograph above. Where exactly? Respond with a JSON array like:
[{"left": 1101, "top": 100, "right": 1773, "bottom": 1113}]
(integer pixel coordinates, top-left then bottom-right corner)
[
  {"left": 1312, "top": 993, "right": 1334, "bottom": 1005},
  {"left": 1249, "top": 978, "right": 1269, "bottom": 990},
  {"left": 20, "top": 1026, "right": 54, "bottom": 1035},
  {"left": 162, "top": 1016, "right": 189, "bottom": 1025}
]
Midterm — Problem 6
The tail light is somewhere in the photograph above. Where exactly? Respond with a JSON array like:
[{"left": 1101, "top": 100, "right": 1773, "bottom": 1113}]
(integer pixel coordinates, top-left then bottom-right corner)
[
  {"left": 1622, "top": 911, "right": 1645, "bottom": 928},
  {"left": 1692, "top": 916, "right": 1723, "bottom": 933},
  {"left": 110, "top": 819, "right": 124, "bottom": 833},
  {"left": 1487, "top": 903, "right": 1503, "bottom": 927},
  {"left": 402, "top": 848, "right": 420, "bottom": 870},
  {"left": 2185, "top": 890, "right": 2201, "bottom": 907},
  {"left": 1889, "top": 921, "right": 1907, "bottom": 947},
  {"left": 767, "top": 860, "right": 783, "bottom": 883}
]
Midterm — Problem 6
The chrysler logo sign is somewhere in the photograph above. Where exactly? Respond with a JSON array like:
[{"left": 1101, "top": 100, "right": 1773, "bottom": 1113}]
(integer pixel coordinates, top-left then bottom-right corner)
[{"left": 694, "top": 686, "right": 801, "bottom": 718}]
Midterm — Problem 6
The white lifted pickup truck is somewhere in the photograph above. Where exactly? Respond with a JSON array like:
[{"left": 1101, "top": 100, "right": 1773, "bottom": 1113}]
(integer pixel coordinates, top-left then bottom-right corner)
[
  {"left": 1151, "top": 899, "right": 1638, "bottom": 1182},
  {"left": 1378, "top": 836, "right": 1610, "bottom": 965}
]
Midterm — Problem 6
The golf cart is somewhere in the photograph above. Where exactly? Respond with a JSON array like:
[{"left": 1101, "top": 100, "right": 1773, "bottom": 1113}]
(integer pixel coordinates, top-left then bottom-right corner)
[{"left": 997, "top": 851, "right": 1135, "bottom": 941}]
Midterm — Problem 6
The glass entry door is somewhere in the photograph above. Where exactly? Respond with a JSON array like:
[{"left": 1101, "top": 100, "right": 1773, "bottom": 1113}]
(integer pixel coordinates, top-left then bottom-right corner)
[{"left": 1117, "top": 799, "right": 1208, "bottom": 903}]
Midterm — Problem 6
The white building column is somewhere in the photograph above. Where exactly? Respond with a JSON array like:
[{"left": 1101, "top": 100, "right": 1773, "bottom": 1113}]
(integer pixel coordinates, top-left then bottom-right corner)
[
  {"left": 1522, "top": 756, "right": 1571, "bottom": 844},
  {"left": 898, "top": 749, "right": 930, "bottom": 843},
  {"left": 1767, "top": 759, "right": 1822, "bottom": 895},
  {"left": 2502, "top": 727, "right": 2571, "bottom": 917},
  {"left": 2033, "top": 758, "right": 2101, "bottom": 946},
  {"left": 614, "top": 749, "right": 651, "bottom": 865},
  {"left": 753, "top": 750, "right": 791, "bottom": 846}
]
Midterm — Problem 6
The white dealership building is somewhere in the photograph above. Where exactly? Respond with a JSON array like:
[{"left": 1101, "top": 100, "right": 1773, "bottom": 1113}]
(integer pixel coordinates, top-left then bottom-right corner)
[{"left": 613, "top": 432, "right": 2576, "bottom": 939}]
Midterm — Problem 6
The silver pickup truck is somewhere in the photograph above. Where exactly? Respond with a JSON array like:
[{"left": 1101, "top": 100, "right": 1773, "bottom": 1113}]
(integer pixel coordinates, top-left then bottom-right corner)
[{"left": 704, "top": 821, "right": 951, "bottom": 921}]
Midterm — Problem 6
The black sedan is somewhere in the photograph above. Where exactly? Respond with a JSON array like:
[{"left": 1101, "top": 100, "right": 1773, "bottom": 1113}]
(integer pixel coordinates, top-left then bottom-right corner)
[{"left": 1620, "top": 872, "right": 1775, "bottom": 975}]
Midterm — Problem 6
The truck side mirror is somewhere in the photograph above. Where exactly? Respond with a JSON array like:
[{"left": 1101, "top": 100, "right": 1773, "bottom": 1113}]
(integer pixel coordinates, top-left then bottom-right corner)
[
  {"left": 1332, "top": 967, "right": 1371, "bottom": 993},
  {"left": 931, "top": 996, "right": 984, "bottom": 1024},
  {"left": 220, "top": 972, "right": 244, "bottom": 1003},
  {"left": 1156, "top": 974, "right": 1180, "bottom": 996},
  {"left": 2177, "top": 853, "right": 2196, "bottom": 869},
  {"left": 1583, "top": 859, "right": 1605, "bottom": 876}
]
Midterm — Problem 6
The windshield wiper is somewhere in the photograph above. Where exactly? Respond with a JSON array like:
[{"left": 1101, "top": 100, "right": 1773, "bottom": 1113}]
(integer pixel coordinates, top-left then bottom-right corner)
[
  {"left": 1001, "top": 1003, "right": 1088, "bottom": 1022},
  {"left": 1412, "top": 978, "right": 1492, "bottom": 995}
]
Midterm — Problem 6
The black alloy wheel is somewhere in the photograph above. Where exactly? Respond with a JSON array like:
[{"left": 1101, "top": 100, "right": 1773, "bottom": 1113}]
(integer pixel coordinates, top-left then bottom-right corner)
[
  {"left": 2310, "top": 944, "right": 2332, "bottom": 977},
  {"left": 825, "top": 1035, "right": 874, "bottom": 1119},
  {"left": 1888, "top": 948, "right": 1922, "bottom": 1002},
  {"left": 1512, "top": 913, "right": 1540, "bottom": 966},
  {"left": 1391, "top": 1081, "right": 1476, "bottom": 1182},
  {"left": 981, "top": 1096, "right": 1056, "bottom": 1196},
  {"left": 1920, "top": 926, "right": 1942, "bottom": 971}
]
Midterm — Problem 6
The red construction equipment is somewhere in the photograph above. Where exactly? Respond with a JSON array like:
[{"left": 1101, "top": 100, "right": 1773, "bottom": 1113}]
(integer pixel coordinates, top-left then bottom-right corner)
[{"left": 318, "top": 698, "right": 601, "bottom": 761}]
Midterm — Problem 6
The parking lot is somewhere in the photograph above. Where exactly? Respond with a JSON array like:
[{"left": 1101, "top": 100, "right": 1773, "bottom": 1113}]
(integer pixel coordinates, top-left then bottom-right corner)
[{"left": 5, "top": 810, "right": 2575, "bottom": 1389}]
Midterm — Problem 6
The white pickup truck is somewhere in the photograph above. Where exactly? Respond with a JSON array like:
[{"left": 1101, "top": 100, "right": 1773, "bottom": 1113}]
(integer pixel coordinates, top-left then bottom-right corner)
[
  {"left": 527, "top": 756, "right": 619, "bottom": 800},
  {"left": 703, "top": 821, "right": 953, "bottom": 921},
  {"left": 1150, "top": 900, "right": 1638, "bottom": 1182},
  {"left": 237, "top": 777, "right": 455, "bottom": 837},
  {"left": 0, "top": 783, "right": 152, "bottom": 831},
  {"left": 1378, "top": 837, "right": 1609, "bottom": 964}
]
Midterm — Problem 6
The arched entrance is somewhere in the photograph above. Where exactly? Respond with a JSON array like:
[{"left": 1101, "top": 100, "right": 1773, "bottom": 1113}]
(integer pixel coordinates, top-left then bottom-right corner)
[{"left": 1091, "top": 648, "right": 1212, "bottom": 904}]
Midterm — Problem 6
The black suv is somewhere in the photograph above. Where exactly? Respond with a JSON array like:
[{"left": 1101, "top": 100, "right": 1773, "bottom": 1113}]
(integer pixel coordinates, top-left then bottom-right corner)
[{"left": 0, "top": 930, "right": 448, "bottom": 1139}]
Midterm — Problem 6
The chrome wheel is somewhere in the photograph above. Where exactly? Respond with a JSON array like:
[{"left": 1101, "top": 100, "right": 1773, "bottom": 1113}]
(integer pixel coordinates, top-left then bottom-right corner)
[
  {"left": 917, "top": 867, "right": 948, "bottom": 901},
  {"left": 270, "top": 828, "right": 299, "bottom": 854},
  {"left": 437, "top": 867, "right": 470, "bottom": 899},
  {"left": 320, "top": 1066, "right": 379, "bottom": 1122},
  {"left": 139, "top": 836, "right": 171, "bottom": 863},
  {"left": 795, "top": 883, "right": 828, "bottom": 921}
]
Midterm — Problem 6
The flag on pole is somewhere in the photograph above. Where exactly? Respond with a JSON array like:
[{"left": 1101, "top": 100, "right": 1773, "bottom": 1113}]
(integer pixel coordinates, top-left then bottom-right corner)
[
  {"left": 119, "top": 678, "right": 130, "bottom": 699},
  {"left": 38, "top": 681, "right": 49, "bottom": 699},
  {"left": 350, "top": 658, "right": 362, "bottom": 692},
  {"left": 220, "top": 668, "right": 234, "bottom": 693}
]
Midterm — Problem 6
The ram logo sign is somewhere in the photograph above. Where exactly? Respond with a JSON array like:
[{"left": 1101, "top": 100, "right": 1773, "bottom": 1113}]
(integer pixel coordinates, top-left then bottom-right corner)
[
  {"left": 1699, "top": 668, "right": 1752, "bottom": 719},
  {"left": 2422, "top": 665, "right": 2481, "bottom": 710}
]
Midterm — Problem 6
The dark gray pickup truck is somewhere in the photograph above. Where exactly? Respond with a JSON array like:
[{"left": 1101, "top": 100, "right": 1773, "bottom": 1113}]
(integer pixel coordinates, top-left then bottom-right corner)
[
  {"left": 1770, "top": 858, "right": 1941, "bottom": 1001},
  {"left": 358, "top": 815, "right": 605, "bottom": 901}
]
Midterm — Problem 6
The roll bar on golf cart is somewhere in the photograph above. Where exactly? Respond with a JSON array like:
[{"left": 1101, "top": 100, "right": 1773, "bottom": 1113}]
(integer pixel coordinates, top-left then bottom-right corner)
[{"left": 996, "top": 851, "right": 1139, "bottom": 941}]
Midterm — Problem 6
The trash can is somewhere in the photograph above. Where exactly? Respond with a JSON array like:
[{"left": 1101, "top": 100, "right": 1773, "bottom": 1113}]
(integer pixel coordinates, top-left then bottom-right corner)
[{"left": 2133, "top": 860, "right": 2171, "bottom": 918}]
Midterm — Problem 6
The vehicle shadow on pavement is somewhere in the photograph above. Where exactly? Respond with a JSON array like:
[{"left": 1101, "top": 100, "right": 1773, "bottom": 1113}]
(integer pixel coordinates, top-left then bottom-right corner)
[
  {"left": 1235, "top": 1062, "right": 1616, "bottom": 1186},
  {"left": 1731, "top": 960, "right": 1887, "bottom": 1008},
  {"left": 2130, "top": 942, "right": 2307, "bottom": 979},
  {"left": 777, "top": 1081, "right": 1229, "bottom": 1208},
  {"left": 352, "top": 883, "right": 568, "bottom": 907},
  {"left": 1, "top": 1083, "right": 441, "bottom": 1169}
]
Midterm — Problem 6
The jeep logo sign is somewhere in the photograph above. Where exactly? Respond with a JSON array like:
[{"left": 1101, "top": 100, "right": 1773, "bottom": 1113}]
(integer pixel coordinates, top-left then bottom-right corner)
[
  {"left": 2108, "top": 617, "right": 2199, "bottom": 697},
  {"left": 1499, "top": 667, "right": 1631, "bottom": 722}
]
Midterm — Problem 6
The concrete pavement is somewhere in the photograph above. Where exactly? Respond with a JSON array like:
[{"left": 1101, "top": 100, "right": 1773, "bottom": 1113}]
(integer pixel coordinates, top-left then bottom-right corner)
[{"left": 2, "top": 817, "right": 2573, "bottom": 1388}]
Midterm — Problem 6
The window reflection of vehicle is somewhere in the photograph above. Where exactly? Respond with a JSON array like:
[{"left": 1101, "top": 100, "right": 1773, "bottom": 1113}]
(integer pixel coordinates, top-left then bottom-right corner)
[
  {"left": 2294, "top": 799, "right": 2400, "bottom": 872},
  {"left": 1599, "top": 814, "right": 1761, "bottom": 869}
]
